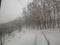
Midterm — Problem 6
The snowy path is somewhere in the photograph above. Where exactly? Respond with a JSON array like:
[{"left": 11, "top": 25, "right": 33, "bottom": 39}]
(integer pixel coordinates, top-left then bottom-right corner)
[
  {"left": 2, "top": 27, "right": 48, "bottom": 45},
  {"left": 2, "top": 28, "right": 60, "bottom": 45},
  {"left": 3, "top": 30, "right": 36, "bottom": 45},
  {"left": 36, "top": 31, "right": 48, "bottom": 45},
  {"left": 43, "top": 29, "right": 60, "bottom": 45}
]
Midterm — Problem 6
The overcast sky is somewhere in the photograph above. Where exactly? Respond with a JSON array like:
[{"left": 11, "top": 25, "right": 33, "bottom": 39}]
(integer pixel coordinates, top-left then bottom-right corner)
[{"left": 0, "top": 0, "right": 33, "bottom": 23}]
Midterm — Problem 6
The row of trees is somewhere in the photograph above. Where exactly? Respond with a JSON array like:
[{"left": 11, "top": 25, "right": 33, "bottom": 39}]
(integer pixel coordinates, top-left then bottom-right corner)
[{"left": 23, "top": 0, "right": 60, "bottom": 29}]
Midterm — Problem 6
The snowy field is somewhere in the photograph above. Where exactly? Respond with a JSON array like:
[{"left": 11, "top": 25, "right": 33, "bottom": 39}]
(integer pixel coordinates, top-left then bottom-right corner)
[
  {"left": 43, "top": 29, "right": 60, "bottom": 45},
  {"left": 0, "top": 0, "right": 60, "bottom": 45},
  {"left": 1, "top": 27, "right": 60, "bottom": 45}
]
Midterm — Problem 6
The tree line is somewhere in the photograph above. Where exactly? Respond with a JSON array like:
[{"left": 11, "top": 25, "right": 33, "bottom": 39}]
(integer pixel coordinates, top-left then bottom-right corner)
[{"left": 23, "top": 0, "right": 60, "bottom": 29}]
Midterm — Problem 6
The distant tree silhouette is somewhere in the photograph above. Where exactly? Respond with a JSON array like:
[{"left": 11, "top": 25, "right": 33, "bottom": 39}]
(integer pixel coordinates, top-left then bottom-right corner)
[{"left": 23, "top": 0, "right": 60, "bottom": 29}]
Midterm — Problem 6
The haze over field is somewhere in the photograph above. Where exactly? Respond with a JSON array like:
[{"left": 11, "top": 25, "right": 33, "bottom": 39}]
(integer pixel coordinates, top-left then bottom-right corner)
[
  {"left": 0, "top": 0, "right": 33, "bottom": 23},
  {"left": 0, "top": 0, "right": 60, "bottom": 45}
]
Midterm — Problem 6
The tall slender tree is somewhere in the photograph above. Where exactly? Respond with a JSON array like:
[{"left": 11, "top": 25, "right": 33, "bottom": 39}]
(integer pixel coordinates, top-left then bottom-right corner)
[{"left": 23, "top": 0, "right": 60, "bottom": 29}]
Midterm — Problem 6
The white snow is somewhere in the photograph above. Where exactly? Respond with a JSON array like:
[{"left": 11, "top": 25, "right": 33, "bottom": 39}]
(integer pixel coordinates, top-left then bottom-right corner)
[
  {"left": 1, "top": 27, "right": 60, "bottom": 45},
  {"left": 0, "top": 0, "right": 60, "bottom": 45},
  {"left": 3, "top": 29, "right": 36, "bottom": 45},
  {"left": 2, "top": 27, "right": 47, "bottom": 45},
  {"left": 43, "top": 29, "right": 60, "bottom": 45}
]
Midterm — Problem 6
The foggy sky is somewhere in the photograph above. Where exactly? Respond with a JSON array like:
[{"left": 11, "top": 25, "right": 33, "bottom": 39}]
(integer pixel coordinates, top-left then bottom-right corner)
[{"left": 0, "top": 0, "right": 33, "bottom": 23}]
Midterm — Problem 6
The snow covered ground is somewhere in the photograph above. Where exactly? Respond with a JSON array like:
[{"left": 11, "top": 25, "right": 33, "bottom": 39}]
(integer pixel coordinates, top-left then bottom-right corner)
[
  {"left": 43, "top": 29, "right": 60, "bottom": 45},
  {"left": 0, "top": 0, "right": 60, "bottom": 45},
  {"left": 1, "top": 27, "right": 60, "bottom": 45}
]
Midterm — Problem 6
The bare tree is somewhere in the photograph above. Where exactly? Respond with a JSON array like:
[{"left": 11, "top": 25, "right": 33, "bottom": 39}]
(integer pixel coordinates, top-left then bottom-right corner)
[{"left": 23, "top": 0, "right": 60, "bottom": 29}]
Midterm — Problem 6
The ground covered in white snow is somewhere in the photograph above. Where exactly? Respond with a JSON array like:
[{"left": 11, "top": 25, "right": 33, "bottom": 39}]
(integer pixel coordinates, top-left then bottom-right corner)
[{"left": 1, "top": 27, "right": 60, "bottom": 45}]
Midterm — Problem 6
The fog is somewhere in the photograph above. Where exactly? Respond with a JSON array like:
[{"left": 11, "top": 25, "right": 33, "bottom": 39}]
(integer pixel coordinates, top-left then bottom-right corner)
[
  {"left": 0, "top": 0, "right": 33, "bottom": 23},
  {"left": 0, "top": 0, "right": 60, "bottom": 45}
]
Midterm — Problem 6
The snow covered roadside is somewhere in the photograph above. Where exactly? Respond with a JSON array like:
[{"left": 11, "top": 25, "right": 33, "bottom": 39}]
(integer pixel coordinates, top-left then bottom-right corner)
[
  {"left": 1, "top": 26, "right": 60, "bottom": 45},
  {"left": 43, "top": 29, "right": 60, "bottom": 45},
  {"left": 2, "top": 29, "right": 36, "bottom": 45},
  {"left": 2, "top": 27, "right": 48, "bottom": 45}
]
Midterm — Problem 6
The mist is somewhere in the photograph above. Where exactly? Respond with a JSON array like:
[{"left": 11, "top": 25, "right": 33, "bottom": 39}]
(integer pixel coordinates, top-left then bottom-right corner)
[{"left": 0, "top": 0, "right": 33, "bottom": 23}]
